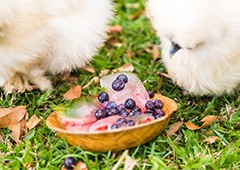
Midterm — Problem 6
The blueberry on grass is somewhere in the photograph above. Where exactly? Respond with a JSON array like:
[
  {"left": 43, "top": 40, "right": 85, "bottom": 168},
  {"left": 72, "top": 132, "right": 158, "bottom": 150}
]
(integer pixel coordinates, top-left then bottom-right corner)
[
  {"left": 125, "top": 98, "right": 136, "bottom": 110},
  {"left": 145, "top": 100, "right": 155, "bottom": 110},
  {"left": 116, "top": 117, "right": 127, "bottom": 124},
  {"left": 147, "top": 91, "right": 155, "bottom": 98},
  {"left": 106, "top": 108, "right": 119, "bottom": 116},
  {"left": 106, "top": 101, "right": 117, "bottom": 109},
  {"left": 63, "top": 157, "right": 77, "bottom": 170},
  {"left": 119, "top": 108, "right": 129, "bottom": 117},
  {"left": 94, "top": 109, "right": 106, "bottom": 120},
  {"left": 98, "top": 92, "right": 109, "bottom": 103},
  {"left": 126, "top": 119, "right": 135, "bottom": 126},
  {"left": 154, "top": 100, "right": 163, "bottom": 109},
  {"left": 112, "top": 79, "right": 125, "bottom": 91},
  {"left": 116, "top": 74, "right": 128, "bottom": 83}
]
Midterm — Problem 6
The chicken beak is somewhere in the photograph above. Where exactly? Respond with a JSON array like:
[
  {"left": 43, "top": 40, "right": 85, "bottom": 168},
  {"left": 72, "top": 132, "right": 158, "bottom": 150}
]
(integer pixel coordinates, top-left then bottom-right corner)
[{"left": 169, "top": 43, "right": 181, "bottom": 58}]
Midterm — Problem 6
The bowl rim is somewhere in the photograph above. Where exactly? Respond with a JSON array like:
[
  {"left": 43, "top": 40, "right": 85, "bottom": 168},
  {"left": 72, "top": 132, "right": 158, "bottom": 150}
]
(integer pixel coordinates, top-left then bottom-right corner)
[{"left": 46, "top": 94, "right": 178, "bottom": 135}]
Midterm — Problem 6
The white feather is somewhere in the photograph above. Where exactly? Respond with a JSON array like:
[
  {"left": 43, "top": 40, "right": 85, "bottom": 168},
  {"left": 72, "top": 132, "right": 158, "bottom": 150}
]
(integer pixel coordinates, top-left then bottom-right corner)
[
  {"left": 147, "top": 0, "right": 240, "bottom": 95},
  {"left": 0, "top": 0, "right": 113, "bottom": 90}
]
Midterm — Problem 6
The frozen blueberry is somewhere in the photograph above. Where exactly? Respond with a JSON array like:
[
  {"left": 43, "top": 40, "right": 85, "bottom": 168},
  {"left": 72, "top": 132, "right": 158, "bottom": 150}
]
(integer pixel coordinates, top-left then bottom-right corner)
[
  {"left": 116, "top": 117, "right": 127, "bottom": 124},
  {"left": 98, "top": 92, "right": 109, "bottom": 103},
  {"left": 148, "top": 91, "right": 155, "bottom": 98},
  {"left": 132, "top": 111, "right": 141, "bottom": 117},
  {"left": 133, "top": 106, "right": 141, "bottom": 112},
  {"left": 145, "top": 100, "right": 155, "bottom": 110},
  {"left": 116, "top": 74, "right": 128, "bottom": 83},
  {"left": 111, "top": 124, "right": 119, "bottom": 129},
  {"left": 154, "top": 100, "right": 163, "bottom": 109},
  {"left": 106, "top": 108, "right": 119, "bottom": 116},
  {"left": 117, "top": 103, "right": 125, "bottom": 111},
  {"left": 119, "top": 108, "right": 129, "bottom": 117},
  {"left": 144, "top": 109, "right": 155, "bottom": 116},
  {"left": 154, "top": 109, "right": 165, "bottom": 119},
  {"left": 63, "top": 157, "right": 77, "bottom": 170},
  {"left": 126, "top": 119, "right": 135, "bottom": 126},
  {"left": 125, "top": 98, "right": 136, "bottom": 110},
  {"left": 112, "top": 79, "right": 125, "bottom": 91},
  {"left": 94, "top": 109, "right": 106, "bottom": 120},
  {"left": 106, "top": 101, "right": 117, "bottom": 109}
]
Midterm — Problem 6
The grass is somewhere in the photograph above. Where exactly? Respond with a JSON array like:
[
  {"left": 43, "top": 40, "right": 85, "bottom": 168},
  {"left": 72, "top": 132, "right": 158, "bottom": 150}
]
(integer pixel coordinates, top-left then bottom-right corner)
[{"left": 0, "top": 0, "right": 240, "bottom": 169}]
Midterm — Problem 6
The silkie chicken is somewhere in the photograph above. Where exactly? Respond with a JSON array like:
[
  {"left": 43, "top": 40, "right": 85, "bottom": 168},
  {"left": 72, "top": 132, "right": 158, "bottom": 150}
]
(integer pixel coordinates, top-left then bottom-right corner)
[
  {"left": 147, "top": 0, "right": 240, "bottom": 95},
  {"left": 0, "top": 0, "right": 113, "bottom": 93}
]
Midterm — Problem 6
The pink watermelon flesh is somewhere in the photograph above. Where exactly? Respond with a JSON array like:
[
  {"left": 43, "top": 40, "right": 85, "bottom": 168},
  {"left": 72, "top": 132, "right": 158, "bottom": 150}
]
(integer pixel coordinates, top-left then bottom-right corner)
[
  {"left": 100, "top": 72, "right": 149, "bottom": 111},
  {"left": 89, "top": 115, "right": 121, "bottom": 131},
  {"left": 60, "top": 116, "right": 97, "bottom": 131}
]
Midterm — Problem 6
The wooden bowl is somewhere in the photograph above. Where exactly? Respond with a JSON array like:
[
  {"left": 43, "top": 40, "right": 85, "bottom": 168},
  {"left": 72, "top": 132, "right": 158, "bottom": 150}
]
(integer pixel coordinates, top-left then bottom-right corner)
[{"left": 46, "top": 94, "right": 178, "bottom": 152}]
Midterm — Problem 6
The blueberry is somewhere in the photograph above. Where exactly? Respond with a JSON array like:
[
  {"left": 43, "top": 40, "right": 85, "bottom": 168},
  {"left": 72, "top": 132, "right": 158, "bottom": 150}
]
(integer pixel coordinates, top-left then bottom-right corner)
[
  {"left": 112, "top": 79, "right": 125, "bottom": 91},
  {"left": 125, "top": 98, "right": 136, "bottom": 110},
  {"left": 154, "top": 109, "right": 165, "bottom": 119},
  {"left": 126, "top": 119, "right": 135, "bottom": 126},
  {"left": 119, "top": 108, "right": 129, "bottom": 117},
  {"left": 98, "top": 92, "right": 109, "bottom": 103},
  {"left": 116, "top": 117, "right": 127, "bottom": 124},
  {"left": 106, "top": 108, "right": 119, "bottom": 116},
  {"left": 63, "top": 157, "right": 77, "bottom": 170},
  {"left": 154, "top": 100, "right": 163, "bottom": 109},
  {"left": 145, "top": 100, "right": 155, "bottom": 110},
  {"left": 94, "top": 109, "right": 106, "bottom": 120},
  {"left": 147, "top": 91, "right": 155, "bottom": 98},
  {"left": 133, "top": 106, "right": 141, "bottom": 112},
  {"left": 117, "top": 103, "right": 125, "bottom": 111},
  {"left": 106, "top": 101, "right": 117, "bottom": 109},
  {"left": 111, "top": 124, "right": 119, "bottom": 129},
  {"left": 144, "top": 109, "right": 155, "bottom": 116},
  {"left": 132, "top": 111, "right": 141, "bottom": 117},
  {"left": 116, "top": 74, "right": 128, "bottom": 83}
]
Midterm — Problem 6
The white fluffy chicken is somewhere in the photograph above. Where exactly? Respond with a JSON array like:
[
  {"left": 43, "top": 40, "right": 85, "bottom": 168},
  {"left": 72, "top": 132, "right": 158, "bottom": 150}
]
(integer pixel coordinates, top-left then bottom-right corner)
[
  {"left": 147, "top": 0, "right": 240, "bottom": 95},
  {"left": 0, "top": 0, "right": 113, "bottom": 93}
]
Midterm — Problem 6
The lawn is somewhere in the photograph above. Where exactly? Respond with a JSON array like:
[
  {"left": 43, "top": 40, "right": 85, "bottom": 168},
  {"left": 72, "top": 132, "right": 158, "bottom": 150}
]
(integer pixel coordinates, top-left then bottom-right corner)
[{"left": 0, "top": 0, "right": 240, "bottom": 169}]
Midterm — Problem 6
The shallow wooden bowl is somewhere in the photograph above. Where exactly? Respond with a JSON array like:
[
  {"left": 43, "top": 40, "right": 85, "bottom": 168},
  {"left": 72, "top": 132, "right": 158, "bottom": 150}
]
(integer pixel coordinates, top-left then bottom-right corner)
[{"left": 46, "top": 94, "right": 178, "bottom": 152}]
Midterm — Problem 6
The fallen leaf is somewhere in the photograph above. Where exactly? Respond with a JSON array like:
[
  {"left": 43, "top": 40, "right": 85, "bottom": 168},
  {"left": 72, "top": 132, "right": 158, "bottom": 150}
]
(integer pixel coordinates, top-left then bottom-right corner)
[
  {"left": 112, "top": 150, "right": 129, "bottom": 170},
  {"left": 9, "top": 114, "right": 27, "bottom": 143},
  {"left": 113, "top": 64, "right": 134, "bottom": 73},
  {"left": 108, "top": 38, "right": 122, "bottom": 47},
  {"left": 26, "top": 114, "right": 43, "bottom": 130},
  {"left": 0, "top": 106, "right": 27, "bottom": 128},
  {"left": 123, "top": 155, "right": 138, "bottom": 170},
  {"left": 200, "top": 115, "right": 218, "bottom": 128},
  {"left": 126, "top": 51, "right": 134, "bottom": 59},
  {"left": 157, "top": 72, "right": 171, "bottom": 79},
  {"left": 203, "top": 136, "right": 220, "bottom": 144},
  {"left": 185, "top": 115, "right": 217, "bottom": 130},
  {"left": 82, "top": 66, "right": 95, "bottom": 74},
  {"left": 128, "top": 14, "right": 138, "bottom": 20},
  {"left": 108, "top": 25, "right": 122, "bottom": 34},
  {"left": 75, "top": 162, "right": 88, "bottom": 170},
  {"left": 0, "top": 131, "right": 4, "bottom": 142},
  {"left": 82, "top": 76, "right": 99, "bottom": 89},
  {"left": 185, "top": 121, "right": 201, "bottom": 130},
  {"left": 99, "top": 69, "right": 110, "bottom": 77},
  {"left": 152, "top": 45, "right": 159, "bottom": 61},
  {"left": 166, "top": 121, "right": 183, "bottom": 137},
  {"left": 63, "top": 85, "right": 82, "bottom": 101}
]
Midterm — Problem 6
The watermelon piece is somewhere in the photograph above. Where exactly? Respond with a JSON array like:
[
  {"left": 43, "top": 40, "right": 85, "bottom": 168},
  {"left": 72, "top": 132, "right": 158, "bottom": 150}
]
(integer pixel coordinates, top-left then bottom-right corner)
[
  {"left": 100, "top": 72, "right": 150, "bottom": 111},
  {"left": 55, "top": 96, "right": 99, "bottom": 131},
  {"left": 137, "top": 114, "right": 155, "bottom": 124},
  {"left": 89, "top": 115, "right": 121, "bottom": 131}
]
